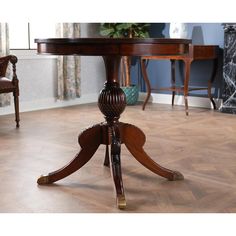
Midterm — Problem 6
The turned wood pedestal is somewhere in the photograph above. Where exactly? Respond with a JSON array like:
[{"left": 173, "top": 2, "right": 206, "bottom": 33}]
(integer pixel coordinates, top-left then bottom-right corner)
[{"left": 35, "top": 38, "right": 187, "bottom": 209}]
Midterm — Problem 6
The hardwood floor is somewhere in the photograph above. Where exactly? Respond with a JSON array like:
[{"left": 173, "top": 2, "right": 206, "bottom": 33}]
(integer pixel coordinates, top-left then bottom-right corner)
[{"left": 0, "top": 103, "right": 236, "bottom": 212}]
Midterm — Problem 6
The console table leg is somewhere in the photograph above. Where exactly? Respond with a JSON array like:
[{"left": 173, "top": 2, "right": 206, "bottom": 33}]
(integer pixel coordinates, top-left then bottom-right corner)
[
  {"left": 141, "top": 58, "right": 151, "bottom": 111},
  {"left": 37, "top": 124, "right": 102, "bottom": 185},
  {"left": 208, "top": 58, "right": 218, "bottom": 110},
  {"left": 171, "top": 59, "right": 176, "bottom": 106},
  {"left": 183, "top": 59, "right": 192, "bottom": 116}
]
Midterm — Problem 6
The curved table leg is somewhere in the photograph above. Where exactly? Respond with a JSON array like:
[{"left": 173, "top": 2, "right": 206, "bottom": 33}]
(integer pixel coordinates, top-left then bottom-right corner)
[
  {"left": 141, "top": 58, "right": 151, "bottom": 111},
  {"left": 208, "top": 58, "right": 218, "bottom": 110},
  {"left": 103, "top": 145, "right": 110, "bottom": 167},
  {"left": 37, "top": 124, "right": 102, "bottom": 185},
  {"left": 110, "top": 125, "right": 126, "bottom": 209},
  {"left": 120, "top": 123, "right": 184, "bottom": 181}
]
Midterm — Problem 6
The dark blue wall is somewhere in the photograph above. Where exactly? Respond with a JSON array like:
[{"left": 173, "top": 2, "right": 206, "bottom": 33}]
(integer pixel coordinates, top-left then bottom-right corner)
[{"left": 131, "top": 23, "right": 224, "bottom": 98}]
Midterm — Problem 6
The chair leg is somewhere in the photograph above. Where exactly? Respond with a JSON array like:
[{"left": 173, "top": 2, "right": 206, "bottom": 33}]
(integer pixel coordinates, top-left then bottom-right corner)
[
  {"left": 171, "top": 59, "right": 176, "bottom": 106},
  {"left": 13, "top": 92, "right": 20, "bottom": 128}
]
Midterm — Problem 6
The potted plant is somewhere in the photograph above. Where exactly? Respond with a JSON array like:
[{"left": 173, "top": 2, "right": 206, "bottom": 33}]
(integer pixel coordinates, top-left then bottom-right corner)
[{"left": 100, "top": 23, "right": 150, "bottom": 105}]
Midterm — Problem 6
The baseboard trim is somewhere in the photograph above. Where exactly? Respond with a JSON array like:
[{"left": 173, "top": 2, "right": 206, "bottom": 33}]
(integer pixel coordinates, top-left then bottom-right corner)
[
  {"left": 138, "top": 92, "right": 222, "bottom": 109},
  {"left": 1, "top": 92, "right": 223, "bottom": 116},
  {"left": 0, "top": 93, "right": 98, "bottom": 115}
]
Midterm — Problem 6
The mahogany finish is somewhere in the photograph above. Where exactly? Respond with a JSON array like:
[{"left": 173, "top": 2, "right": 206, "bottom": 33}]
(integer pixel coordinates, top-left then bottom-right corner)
[
  {"left": 0, "top": 55, "right": 19, "bottom": 127},
  {"left": 35, "top": 38, "right": 191, "bottom": 56},
  {"left": 35, "top": 38, "right": 188, "bottom": 209},
  {"left": 141, "top": 45, "right": 219, "bottom": 115}
]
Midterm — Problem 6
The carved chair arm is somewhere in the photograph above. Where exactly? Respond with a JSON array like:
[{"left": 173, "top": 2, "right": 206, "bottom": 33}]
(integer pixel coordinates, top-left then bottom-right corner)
[{"left": 0, "top": 55, "right": 18, "bottom": 81}]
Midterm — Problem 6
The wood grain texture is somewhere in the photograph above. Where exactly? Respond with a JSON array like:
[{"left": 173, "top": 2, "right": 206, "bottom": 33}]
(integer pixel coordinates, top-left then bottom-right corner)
[{"left": 0, "top": 103, "right": 236, "bottom": 212}]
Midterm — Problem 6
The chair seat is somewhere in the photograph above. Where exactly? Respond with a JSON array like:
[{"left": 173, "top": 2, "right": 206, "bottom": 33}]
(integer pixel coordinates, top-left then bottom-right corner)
[{"left": 0, "top": 77, "right": 15, "bottom": 91}]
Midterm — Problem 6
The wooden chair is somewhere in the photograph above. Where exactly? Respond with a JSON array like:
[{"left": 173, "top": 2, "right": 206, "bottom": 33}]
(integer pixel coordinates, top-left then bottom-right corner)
[{"left": 0, "top": 55, "right": 19, "bottom": 127}]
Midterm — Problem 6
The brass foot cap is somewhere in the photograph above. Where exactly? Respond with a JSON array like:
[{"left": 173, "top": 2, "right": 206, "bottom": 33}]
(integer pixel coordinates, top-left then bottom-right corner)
[
  {"left": 172, "top": 171, "right": 184, "bottom": 181},
  {"left": 117, "top": 195, "right": 126, "bottom": 210},
  {"left": 37, "top": 175, "right": 50, "bottom": 185}
]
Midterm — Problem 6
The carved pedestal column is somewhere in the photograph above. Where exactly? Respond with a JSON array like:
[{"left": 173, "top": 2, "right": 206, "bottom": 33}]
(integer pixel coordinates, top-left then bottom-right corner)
[{"left": 98, "top": 56, "right": 127, "bottom": 208}]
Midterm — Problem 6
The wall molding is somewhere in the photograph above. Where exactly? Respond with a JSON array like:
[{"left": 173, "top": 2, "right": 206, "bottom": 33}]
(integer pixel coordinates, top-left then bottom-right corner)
[
  {"left": 10, "top": 49, "right": 57, "bottom": 60},
  {"left": 138, "top": 92, "right": 222, "bottom": 109},
  {"left": 0, "top": 93, "right": 99, "bottom": 115},
  {"left": 0, "top": 92, "right": 223, "bottom": 116}
]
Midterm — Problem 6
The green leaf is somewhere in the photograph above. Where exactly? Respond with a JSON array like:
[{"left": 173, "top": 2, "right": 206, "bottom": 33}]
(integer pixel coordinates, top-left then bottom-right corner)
[
  {"left": 116, "top": 23, "right": 133, "bottom": 30},
  {"left": 100, "top": 28, "right": 115, "bottom": 36},
  {"left": 99, "top": 22, "right": 150, "bottom": 38}
]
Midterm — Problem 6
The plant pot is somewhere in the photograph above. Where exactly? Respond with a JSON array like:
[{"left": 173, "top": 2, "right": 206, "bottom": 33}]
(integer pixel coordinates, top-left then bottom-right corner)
[{"left": 121, "top": 84, "right": 139, "bottom": 105}]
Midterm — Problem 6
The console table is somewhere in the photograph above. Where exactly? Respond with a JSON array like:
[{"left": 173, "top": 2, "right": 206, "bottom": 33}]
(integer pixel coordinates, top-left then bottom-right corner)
[
  {"left": 35, "top": 38, "right": 189, "bottom": 209},
  {"left": 141, "top": 45, "right": 219, "bottom": 115}
]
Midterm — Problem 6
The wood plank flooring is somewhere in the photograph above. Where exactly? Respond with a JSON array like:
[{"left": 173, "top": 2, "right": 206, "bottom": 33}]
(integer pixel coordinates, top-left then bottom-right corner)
[{"left": 0, "top": 103, "right": 236, "bottom": 212}]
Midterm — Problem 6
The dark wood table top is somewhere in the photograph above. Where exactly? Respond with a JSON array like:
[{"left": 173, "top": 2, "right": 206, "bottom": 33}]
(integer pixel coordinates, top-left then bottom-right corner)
[{"left": 35, "top": 38, "right": 192, "bottom": 56}]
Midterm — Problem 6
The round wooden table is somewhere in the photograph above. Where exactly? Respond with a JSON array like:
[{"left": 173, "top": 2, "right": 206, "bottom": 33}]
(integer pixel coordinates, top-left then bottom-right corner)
[{"left": 35, "top": 38, "right": 188, "bottom": 209}]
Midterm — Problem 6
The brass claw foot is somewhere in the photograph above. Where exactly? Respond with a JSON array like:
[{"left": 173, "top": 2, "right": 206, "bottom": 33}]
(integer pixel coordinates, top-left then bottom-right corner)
[
  {"left": 117, "top": 194, "right": 126, "bottom": 210},
  {"left": 37, "top": 175, "right": 50, "bottom": 185}
]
